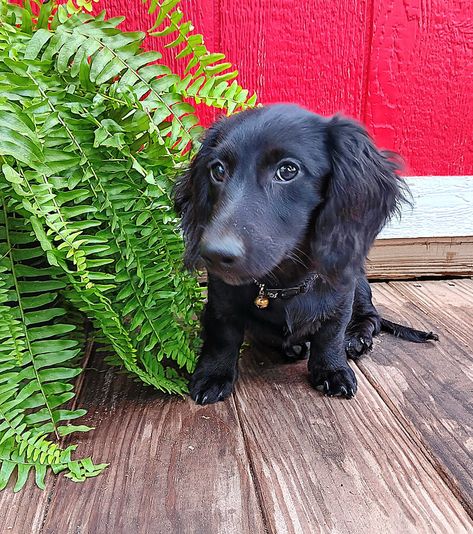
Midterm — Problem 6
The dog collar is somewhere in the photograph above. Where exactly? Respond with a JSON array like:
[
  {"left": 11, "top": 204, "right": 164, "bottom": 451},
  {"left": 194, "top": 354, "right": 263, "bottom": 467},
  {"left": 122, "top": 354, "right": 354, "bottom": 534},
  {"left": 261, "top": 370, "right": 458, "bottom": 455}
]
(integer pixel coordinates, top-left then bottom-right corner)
[{"left": 253, "top": 274, "right": 319, "bottom": 309}]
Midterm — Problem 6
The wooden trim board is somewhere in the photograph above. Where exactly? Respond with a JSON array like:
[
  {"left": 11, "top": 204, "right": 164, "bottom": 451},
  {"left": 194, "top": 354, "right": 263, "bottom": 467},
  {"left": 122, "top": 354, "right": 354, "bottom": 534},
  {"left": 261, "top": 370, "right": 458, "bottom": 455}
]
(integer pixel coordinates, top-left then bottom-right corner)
[
  {"left": 367, "top": 236, "right": 473, "bottom": 279},
  {"left": 371, "top": 175, "right": 473, "bottom": 278}
]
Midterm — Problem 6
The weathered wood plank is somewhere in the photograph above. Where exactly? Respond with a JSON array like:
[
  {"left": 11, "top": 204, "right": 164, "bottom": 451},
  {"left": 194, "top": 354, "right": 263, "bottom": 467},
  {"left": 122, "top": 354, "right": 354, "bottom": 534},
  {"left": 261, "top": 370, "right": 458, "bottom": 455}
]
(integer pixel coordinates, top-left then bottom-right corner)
[
  {"left": 41, "top": 349, "right": 265, "bottom": 534},
  {"left": 5, "top": 281, "right": 473, "bottom": 533},
  {"left": 360, "top": 280, "right": 473, "bottom": 514},
  {"left": 367, "top": 236, "right": 473, "bottom": 279},
  {"left": 0, "top": 484, "right": 50, "bottom": 534},
  {"left": 198, "top": 235, "right": 473, "bottom": 283},
  {"left": 234, "top": 347, "right": 473, "bottom": 533},
  {"left": 365, "top": 176, "right": 473, "bottom": 279}
]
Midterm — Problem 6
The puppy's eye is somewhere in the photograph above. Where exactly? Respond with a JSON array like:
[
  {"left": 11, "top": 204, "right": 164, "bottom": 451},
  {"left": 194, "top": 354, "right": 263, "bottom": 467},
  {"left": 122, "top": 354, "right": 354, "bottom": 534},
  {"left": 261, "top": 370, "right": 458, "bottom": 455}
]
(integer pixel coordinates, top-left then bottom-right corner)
[
  {"left": 275, "top": 163, "right": 299, "bottom": 181},
  {"left": 210, "top": 161, "right": 226, "bottom": 183}
]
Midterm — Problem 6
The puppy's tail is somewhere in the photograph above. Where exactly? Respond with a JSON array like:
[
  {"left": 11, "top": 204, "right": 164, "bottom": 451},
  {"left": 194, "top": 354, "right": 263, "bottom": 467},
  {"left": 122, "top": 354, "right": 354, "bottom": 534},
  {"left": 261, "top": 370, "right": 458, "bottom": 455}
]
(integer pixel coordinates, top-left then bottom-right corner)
[{"left": 380, "top": 318, "right": 439, "bottom": 343}]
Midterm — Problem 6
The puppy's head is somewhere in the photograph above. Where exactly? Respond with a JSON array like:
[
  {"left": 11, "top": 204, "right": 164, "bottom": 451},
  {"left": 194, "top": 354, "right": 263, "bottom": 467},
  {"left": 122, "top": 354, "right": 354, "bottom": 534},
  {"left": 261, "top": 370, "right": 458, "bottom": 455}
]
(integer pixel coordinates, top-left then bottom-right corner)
[{"left": 174, "top": 104, "right": 405, "bottom": 285}]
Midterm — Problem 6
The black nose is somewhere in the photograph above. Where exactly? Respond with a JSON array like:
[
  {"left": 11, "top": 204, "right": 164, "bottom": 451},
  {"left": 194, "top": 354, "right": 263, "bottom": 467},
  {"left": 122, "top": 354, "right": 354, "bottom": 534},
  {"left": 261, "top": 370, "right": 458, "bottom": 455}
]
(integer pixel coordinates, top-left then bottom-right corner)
[{"left": 200, "top": 234, "right": 245, "bottom": 269}]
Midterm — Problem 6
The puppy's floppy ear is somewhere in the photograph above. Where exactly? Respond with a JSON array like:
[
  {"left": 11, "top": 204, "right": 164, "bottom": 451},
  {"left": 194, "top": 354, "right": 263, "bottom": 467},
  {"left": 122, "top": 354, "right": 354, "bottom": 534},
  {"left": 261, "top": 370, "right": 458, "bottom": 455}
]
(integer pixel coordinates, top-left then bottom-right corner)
[
  {"left": 312, "top": 115, "right": 407, "bottom": 276},
  {"left": 173, "top": 120, "right": 224, "bottom": 269}
]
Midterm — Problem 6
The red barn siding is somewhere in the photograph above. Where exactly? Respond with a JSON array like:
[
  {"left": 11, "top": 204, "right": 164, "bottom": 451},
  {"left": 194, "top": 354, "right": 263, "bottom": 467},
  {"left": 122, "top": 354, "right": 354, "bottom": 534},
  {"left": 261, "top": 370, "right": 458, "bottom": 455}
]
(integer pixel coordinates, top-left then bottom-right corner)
[
  {"left": 14, "top": 0, "right": 472, "bottom": 175},
  {"left": 364, "top": 0, "right": 473, "bottom": 175},
  {"left": 96, "top": 0, "right": 473, "bottom": 176},
  {"left": 219, "top": 0, "right": 370, "bottom": 118}
]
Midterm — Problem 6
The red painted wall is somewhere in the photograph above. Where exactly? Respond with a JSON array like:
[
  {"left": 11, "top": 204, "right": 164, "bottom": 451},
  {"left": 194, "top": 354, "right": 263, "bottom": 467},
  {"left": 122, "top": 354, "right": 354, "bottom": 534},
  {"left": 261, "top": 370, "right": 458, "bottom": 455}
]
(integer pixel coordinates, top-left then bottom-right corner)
[
  {"left": 21, "top": 0, "right": 473, "bottom": 175},
  {"left": 95, "top": 0, "right": 473, "bottom": 176}
]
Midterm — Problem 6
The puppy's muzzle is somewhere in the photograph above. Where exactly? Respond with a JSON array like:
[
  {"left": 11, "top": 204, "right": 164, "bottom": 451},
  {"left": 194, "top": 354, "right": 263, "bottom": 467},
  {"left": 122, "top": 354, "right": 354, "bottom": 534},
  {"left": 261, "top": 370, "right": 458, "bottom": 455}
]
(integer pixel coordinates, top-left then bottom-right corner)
[{"left": 200, "top": 233, "right": 245, "bottom": 272}]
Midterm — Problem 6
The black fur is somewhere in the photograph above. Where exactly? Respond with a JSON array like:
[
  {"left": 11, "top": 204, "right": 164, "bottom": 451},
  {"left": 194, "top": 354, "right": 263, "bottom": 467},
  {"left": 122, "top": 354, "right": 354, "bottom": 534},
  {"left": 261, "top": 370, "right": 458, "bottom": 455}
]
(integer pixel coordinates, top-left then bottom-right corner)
[{"left": 174, "top": 104, "right": 438, "bottom": 405}]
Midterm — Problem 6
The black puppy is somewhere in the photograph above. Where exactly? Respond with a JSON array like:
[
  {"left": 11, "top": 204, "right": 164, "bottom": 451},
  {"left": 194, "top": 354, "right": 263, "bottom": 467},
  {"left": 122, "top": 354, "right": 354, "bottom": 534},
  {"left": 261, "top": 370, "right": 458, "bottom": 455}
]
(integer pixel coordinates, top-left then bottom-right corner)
[{"left": 174, "top": 104, "right": 437, "bottom": 405}]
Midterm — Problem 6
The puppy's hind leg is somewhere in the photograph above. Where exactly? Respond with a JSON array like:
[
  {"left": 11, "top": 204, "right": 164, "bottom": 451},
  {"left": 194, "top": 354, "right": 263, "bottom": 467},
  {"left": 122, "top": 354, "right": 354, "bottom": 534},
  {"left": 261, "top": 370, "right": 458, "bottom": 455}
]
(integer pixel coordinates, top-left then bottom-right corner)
[
  {"left": 345, "top": 276, "right": 381, "bottom": 360},
  {"left": 284, "top": 341, "right": 310, "bottom": 362}
]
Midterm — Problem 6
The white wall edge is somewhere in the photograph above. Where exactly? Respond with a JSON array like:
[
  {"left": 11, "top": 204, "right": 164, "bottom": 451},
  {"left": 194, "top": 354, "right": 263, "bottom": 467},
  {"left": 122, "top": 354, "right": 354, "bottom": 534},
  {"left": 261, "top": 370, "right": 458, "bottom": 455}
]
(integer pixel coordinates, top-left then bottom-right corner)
[{"left": 379, "top": 175, "right": 473, "bottom": 239}]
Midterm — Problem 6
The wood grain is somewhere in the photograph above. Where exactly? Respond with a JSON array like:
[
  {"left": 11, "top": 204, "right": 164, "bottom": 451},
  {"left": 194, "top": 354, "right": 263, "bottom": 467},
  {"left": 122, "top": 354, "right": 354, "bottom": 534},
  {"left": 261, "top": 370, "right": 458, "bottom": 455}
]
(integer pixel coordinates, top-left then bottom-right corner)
[
  {"left": 367, "top": 236, "right": 473, "bottom": 279},
  {"left": 234, "top": 348, "right": 473, "bottom": 533},
  {"left": 40, "top": 348, "right": 265, "bottom": 534},
  {"left": 360, "top": 280, "right": 473, "bottom": 514},
  {"left": 4, "top": 282, "right": 473, "bottom": 532},
  {"left": 0, "top": 484, "right": 50, "bottom": 534}
]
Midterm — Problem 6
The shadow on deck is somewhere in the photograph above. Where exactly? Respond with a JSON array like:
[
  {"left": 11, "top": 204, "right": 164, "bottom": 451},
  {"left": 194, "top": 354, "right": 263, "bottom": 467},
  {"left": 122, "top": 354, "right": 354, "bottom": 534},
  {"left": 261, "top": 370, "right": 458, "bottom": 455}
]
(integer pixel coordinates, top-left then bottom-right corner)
[{"left": 2, "top": 280, "right": 473, "bottom": 533}]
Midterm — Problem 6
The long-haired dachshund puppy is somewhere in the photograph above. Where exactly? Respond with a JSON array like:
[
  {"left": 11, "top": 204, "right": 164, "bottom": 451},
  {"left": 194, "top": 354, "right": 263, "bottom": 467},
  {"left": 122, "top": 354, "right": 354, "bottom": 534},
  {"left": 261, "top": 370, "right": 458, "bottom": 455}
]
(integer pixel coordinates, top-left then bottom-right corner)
[{"left": 174, "top": 104, "right": 438, "bottom": 405}]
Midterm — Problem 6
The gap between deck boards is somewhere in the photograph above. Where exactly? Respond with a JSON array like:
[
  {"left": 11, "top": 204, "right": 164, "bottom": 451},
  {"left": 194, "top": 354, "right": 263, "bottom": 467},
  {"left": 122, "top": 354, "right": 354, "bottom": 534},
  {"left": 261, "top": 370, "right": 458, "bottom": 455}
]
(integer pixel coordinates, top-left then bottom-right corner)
[{"left": 232, "top": 396, "right": 271, "bottom": 534}]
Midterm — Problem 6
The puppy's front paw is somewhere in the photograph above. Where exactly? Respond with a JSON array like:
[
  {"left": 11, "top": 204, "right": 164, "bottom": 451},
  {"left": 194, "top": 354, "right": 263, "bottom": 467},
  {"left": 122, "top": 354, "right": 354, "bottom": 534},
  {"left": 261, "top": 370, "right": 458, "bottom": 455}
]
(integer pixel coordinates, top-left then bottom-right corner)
[
  {"left": 309, "top": 365, "right": 357, "bottom": 398},
  {"left": 189, "top": 372, "right": 236, "bottom": 405}
]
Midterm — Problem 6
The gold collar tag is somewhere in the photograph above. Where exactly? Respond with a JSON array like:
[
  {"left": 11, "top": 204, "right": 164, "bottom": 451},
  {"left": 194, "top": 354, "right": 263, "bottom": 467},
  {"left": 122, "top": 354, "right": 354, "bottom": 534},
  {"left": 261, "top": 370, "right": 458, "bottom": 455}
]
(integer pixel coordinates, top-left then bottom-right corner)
[{"left": 254, "top": 284, "right": 269, "bottom": 309}]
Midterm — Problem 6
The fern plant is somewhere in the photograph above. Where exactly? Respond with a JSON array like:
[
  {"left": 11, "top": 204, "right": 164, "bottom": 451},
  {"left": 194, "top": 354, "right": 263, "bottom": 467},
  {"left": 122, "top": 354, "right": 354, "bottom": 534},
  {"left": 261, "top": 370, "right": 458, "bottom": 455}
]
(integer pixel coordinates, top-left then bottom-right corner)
[{"left": 0, "top": 0, "right": 256, "bottom": 491}]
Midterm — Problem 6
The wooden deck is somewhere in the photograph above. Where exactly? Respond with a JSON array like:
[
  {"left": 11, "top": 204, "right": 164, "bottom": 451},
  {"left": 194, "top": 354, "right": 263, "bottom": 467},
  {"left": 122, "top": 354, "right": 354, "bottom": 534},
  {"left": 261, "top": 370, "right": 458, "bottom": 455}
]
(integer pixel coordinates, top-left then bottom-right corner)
[{"left": 2, "top": 280, "right": 473, "bottom": 533}]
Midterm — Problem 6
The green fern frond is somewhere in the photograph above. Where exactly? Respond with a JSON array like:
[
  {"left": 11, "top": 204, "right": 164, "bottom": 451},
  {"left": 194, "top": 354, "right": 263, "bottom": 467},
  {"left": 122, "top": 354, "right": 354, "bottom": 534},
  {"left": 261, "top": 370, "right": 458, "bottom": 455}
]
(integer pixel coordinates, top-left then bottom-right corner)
[
  {"left": 1, "top": 26, "right": 201, "bottom": 391},
  {"left": 0, "top": 0, "right": 257, "bottom": 491},
  {"left": 0, "top": 199, "right": 106, "bottom": 491},
  {"left": 146, "top": 0, "right": 257, "bottom": 112},
  {"left": 23, "top": 14, "right": 202, "bottom": 152}
]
